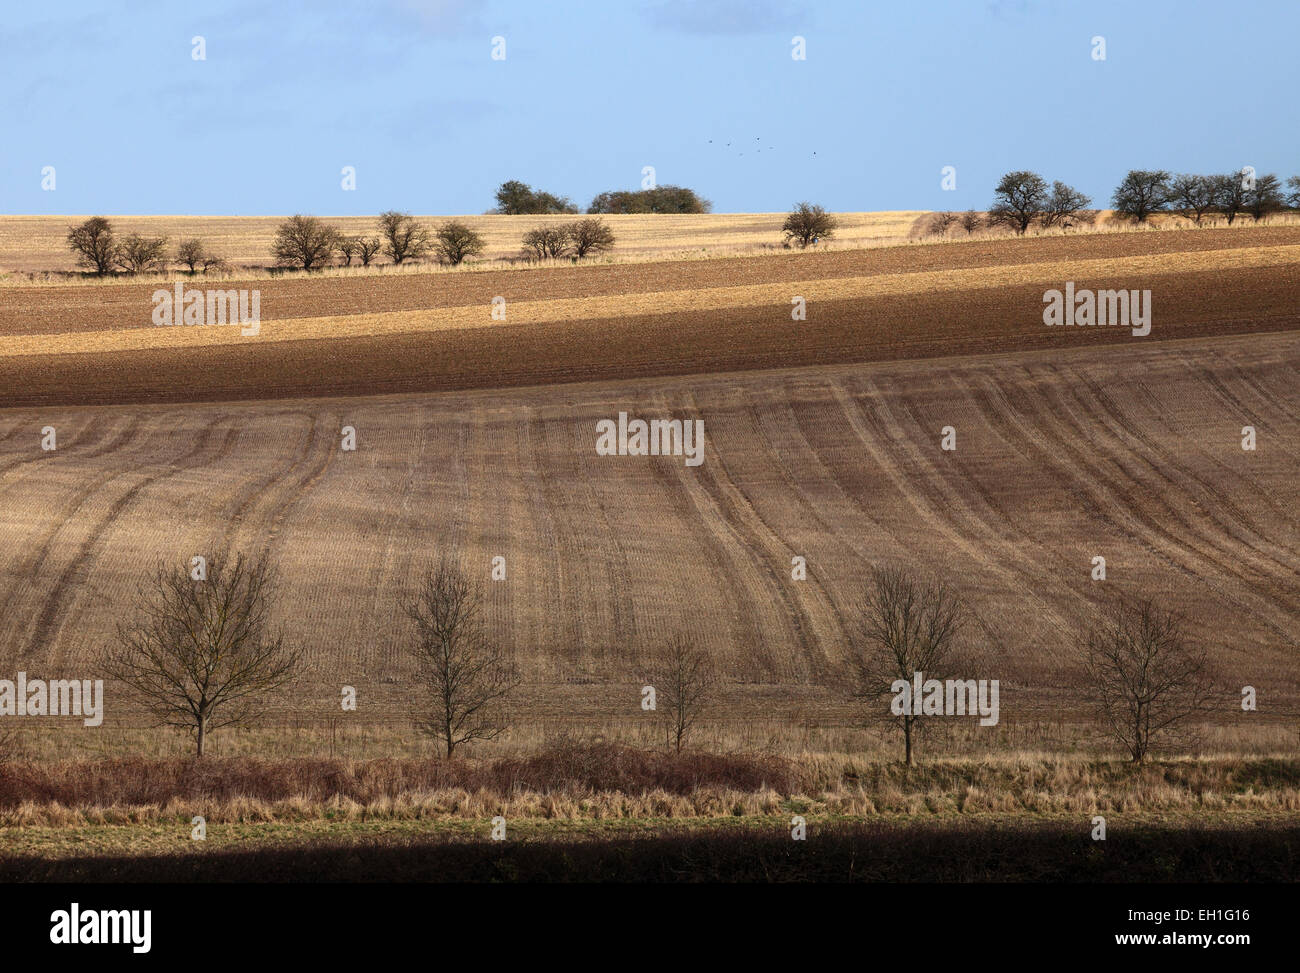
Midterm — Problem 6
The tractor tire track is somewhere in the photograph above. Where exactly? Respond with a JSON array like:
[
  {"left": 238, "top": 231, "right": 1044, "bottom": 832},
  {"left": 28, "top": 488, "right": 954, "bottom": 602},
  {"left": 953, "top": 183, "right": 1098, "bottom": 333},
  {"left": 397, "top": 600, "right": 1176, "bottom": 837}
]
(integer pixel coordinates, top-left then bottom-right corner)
[{"left": 22, "top": 417, "right": 240, "bottom": 666}]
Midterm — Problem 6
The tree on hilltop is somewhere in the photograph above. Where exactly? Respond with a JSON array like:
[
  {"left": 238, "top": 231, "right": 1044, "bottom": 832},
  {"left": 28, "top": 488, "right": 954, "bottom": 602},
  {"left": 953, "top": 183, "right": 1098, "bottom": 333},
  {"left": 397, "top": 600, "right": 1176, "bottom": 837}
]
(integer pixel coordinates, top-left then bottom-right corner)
[
  {"left": 66, "top": 217, "right": 117, "bottom": 275},
  {"left": 433, "top": 221, "right": 486, "bottom": 265},
  {"left": 1110, "top": 170, "right": 1171, "bottom": 223},
  {"left": 782, "top": 202, "right": 838, "bottom": 248},
  {"left": 378, "top": 211, "right": 432, "bottom": 264},
  {"left": 272, "top": 215, "right": 340, "bottom": 270},
  {"left": 987, "top": 171, "right": 1049, "bottom": 235}
]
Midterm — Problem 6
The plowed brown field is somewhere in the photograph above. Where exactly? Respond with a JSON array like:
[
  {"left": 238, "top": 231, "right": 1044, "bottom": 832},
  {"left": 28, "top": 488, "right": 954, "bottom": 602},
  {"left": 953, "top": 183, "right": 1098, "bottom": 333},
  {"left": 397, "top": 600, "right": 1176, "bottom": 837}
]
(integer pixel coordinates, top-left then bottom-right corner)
[
  {"left": 1, "top": 226, "right": 1297, "bottom": 742},
  {"left": 3, "top": 226, "right": 1299, "bottom": 408}
]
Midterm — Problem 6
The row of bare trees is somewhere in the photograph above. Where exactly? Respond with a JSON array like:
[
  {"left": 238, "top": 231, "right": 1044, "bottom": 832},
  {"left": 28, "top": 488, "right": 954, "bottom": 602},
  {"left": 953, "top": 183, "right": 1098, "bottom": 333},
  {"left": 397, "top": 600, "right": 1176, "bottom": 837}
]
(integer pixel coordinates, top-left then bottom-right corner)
[
  {"left": 1112, "top": 169, "right": 1299, "bottom": 224},
  {"left": 279, "top": 213, "right": 624, "bottom": 270},
  {"left": 97, "top": 550, "right": 1216, "bottom": 765},
  {"left": 848, "top": 566, "right": 1215, "bottom": 766},
  {"left": 927, "top": 210, "right": 996, "bottom": 237},
  {"left": 62, "top": 213, "right": 492, "bottom": 276},
  {"left": 100, "top": 549, "right": 709, "bottom": 759},
  {"left": 967, "top": 165, "right": 1300, "bottom": 238},
  {"left": 272, "top": 212, "right": 487, "bottom": 270},
  {"left": 522, "top": 201, "right": 843, "bottom": 253},
  {"left": 984, "top": 171, "right": 1097, "bottom": 235},
  {"left": 66, "top": 218, "right": 228, "bottom": 275},
  {"left": 519, "top": 219, "right": 616, "bottom": 261},
  {"left": 935, "top": 169, "right": 1300, "bottom": 240},
  {"left": 99, "top": 552, "right": 507, "bottom": 758}
]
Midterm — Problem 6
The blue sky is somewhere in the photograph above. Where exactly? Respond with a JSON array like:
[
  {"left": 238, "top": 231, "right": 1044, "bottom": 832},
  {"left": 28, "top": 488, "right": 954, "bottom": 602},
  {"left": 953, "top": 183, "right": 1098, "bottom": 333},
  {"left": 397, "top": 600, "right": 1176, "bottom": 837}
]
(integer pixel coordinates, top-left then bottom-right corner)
[{"left": 2, "top": 0, "right": 1297, "bottom": 214}]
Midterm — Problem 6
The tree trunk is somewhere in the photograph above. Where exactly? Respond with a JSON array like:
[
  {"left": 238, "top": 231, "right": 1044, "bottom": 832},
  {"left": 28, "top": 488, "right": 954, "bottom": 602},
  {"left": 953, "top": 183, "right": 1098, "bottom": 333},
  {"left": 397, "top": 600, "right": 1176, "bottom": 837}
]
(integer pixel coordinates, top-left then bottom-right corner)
[
  {"left": 904, "top": 718, "right": 913, "bottom": 767},
  {"left": 196, "top": 718, "right": 206, "bottom": 757}
]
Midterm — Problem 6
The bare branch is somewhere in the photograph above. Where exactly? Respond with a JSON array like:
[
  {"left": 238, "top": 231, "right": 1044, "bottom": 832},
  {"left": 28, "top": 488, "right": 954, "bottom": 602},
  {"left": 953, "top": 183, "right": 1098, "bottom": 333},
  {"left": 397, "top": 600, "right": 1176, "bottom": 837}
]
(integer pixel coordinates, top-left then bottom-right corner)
[
  {"left": 100, "top": 549, "right": 300, "bottom": 756},
  {"left": 646, "top": 634, "right": 716, "bottom": 754},
  {"left": 1082, "top": 596, "right": 1218, "bottom": 763},
  {"left": 404, "top": 559, "right": 518, "bottom": 757}
]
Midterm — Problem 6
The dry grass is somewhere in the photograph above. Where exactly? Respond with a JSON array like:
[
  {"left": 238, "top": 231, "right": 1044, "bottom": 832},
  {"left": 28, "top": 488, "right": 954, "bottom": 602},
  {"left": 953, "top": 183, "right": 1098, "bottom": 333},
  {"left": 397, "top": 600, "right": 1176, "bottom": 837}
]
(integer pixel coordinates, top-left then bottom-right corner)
[
  {"left": 3, "top": 744, "right": 1298, "bottom": 828},
  {"left": 0, "top": 212, "right": 926, "bottom": 280},
  {"left": 5, "top": 709, "right": 1297, "bottom": 766},
  {"left": 6, "top": 211, "right": 1296, "bottom": 288}
]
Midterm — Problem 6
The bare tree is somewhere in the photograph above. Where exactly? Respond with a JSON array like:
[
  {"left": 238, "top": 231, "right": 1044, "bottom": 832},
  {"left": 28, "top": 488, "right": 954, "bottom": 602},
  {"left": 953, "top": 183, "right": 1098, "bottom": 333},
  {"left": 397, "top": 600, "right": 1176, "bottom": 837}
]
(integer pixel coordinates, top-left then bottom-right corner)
[
  {"left": 1169, "top": 174, "right": 1217, "bottom": 225},
  {"left": 433, "top": 221, "right": 486, "bottom": 266},
  {"left": 1111, "top": 169, "right": 1171, "bottom": 223},
  {"left": 959, "top": 210, "right": 983, "bottom": 235},
  {"left": 101, "top": 550, "right": 300, "bottom": 757},
  {"left": 647, "top": 634, "right": 716, "bottom": 754},
  {"left": 1212, "top": 173, "right": 1248, "bottom": 225},
  {"left": 1082, "top": 597, "right": 1216, "bottom": 763},
  {"left": 115, "top": 233, "right": 170, "bottom": 273},
  {"left": 201, "top": 254, "right": 228, "bottom": 274},
  {"left": 929, "top": 211, "right": 959, "bottom": 236},
  {"left": 1039, "top": 181, "right": 1093, "bottom": 230},
  {"left": 357, "top": 236, "right": 382, "bottom": 267},
  {"left": 272, "top": 214, "right": 339, "bottom": 270},
  {"left": 378, "top": 211, "right": 432, "bottom": 265},
  {"left": 337, "top": 236, "right": 360, "bottom": 267},
  {"left": 1246, "top": 173, "right": 1285, "bottom": 222},
  {"left": 846, "top": 565, "right": 974, "bottom": 766},
  {"left": 521, "top": 225, "right": 572, "bottom": 260},
  {"left": 782, "top": 202, "right": 839, "bottom": 248},
  {"left": 1288, "top": 175, "right": 1300, "bottom": 211},
  {"left": 175, "top": 239, "right": 207, "bottom": 273},
  {"left": 404, "top": 559, "right": 518, "bottom": 758},
  {"left": 987, "top": 171, "right": 1049, "bottom": 235},
  {"left": 565, "top": 218, "right": 615, "bottom": 258},
  {"left": 66, "top": 217, "right": 117, "bottom": 275}
]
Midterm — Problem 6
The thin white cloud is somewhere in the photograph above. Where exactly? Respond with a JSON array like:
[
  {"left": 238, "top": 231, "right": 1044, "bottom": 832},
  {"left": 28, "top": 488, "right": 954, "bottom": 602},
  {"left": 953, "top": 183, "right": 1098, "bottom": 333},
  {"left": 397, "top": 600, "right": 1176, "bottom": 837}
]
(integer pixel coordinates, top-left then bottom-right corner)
[
  {"left": 392, "top": 0, "right": 486, "bottom": 34},
  {"left": 644, "top": 0, "right": 807, "bottom": 35}
]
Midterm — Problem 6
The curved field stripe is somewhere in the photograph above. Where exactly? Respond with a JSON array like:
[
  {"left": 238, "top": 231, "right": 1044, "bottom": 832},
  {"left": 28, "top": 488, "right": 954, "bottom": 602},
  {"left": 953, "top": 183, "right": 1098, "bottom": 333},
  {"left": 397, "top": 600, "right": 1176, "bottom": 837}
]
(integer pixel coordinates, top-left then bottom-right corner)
[
  {"left": 22, "top": 419, "right": 241, "bottom": 667},
  {"left": 1050, "top": 368, "right": 1300, "bottom": 608},
  {"left": 843, "top": 378, "right": 1077, "bottom": 638},
  {"left": 212, "top": 411, "right": 329, "bottom": 555},
  {"left": 0, "top": 415, "right": 149, "bottom": 645},
  {"left": 7, "top": 244, "right": 1300, "bottom": 358},
  {"left": 1066, "top": 363, "right": 1300, "bottom": 582},
  {"left": 519, "top": 409, "right": 579, "bottom": 667},
  {"left": 4, "top": 259, "right": 1299, "bottom": 411},
  {"left": 0, "top": 414, "right": 138, "bottom": 483},
  {"left": 568, "top": 420, "right": 640, "bottom": 665},
  {"left": 637, "top": 411, "right": 774, "bottom": 676},
  {"left": 6, "top": 224, "right": 1300, "bottom": 337},
  {"left": 678, "top": 388, "right": 848, "bottom": 681},
  {"left": 988, "top": 369, "right": 1298, "bottom": 648}
]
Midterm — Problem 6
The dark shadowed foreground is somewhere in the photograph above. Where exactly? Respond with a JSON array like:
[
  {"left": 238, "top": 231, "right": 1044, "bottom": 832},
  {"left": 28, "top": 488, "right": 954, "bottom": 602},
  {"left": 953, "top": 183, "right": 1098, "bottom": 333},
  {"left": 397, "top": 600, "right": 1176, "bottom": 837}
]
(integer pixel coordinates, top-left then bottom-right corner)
[{"left": 6, "top": 821, "right": 1298, "bottom": 882}]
